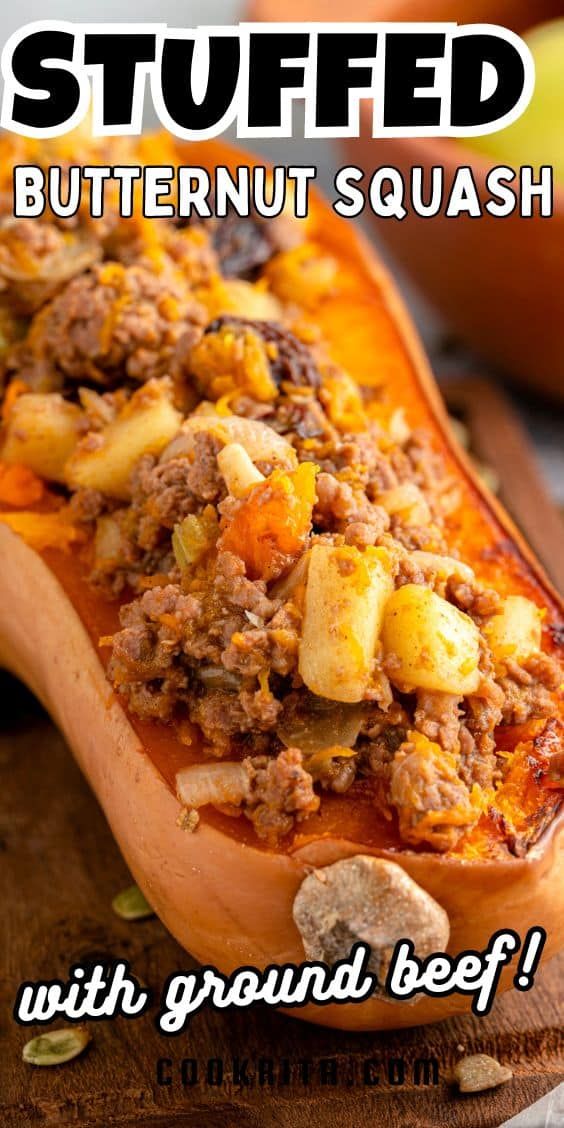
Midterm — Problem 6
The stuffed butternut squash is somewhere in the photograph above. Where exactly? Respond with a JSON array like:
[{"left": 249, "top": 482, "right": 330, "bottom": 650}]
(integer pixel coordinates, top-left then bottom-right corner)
[{"left": 0, "top": 133, "right": 562, "bottom": 1031}]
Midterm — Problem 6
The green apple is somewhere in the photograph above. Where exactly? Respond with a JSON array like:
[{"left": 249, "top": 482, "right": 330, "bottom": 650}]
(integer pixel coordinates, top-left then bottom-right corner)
[{"left": 467, "top": 18, "right": 564, "bottom": 182}]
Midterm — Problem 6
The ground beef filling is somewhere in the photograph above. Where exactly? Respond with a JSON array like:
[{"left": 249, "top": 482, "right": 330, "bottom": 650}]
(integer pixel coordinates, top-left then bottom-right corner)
[
  {"left": 107, "top": 552, "right": 300, "bottom": 748},
  {"left": 0, "top": 186, "right": 561, "bottom": 850},
  {"left": 6, "top": 261, "right": 206, "bottom": 392},
  {"left": 97, "top": 336, "right": 561, "bottom": 847},
  {"left": 106, "top": 519, "right": 561, "bottom": 849}
]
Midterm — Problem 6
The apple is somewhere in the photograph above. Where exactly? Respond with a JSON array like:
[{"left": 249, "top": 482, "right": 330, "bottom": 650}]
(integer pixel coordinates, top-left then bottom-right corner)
[{"left": 467, "top": 18, "right": 564, "bottom": 183}]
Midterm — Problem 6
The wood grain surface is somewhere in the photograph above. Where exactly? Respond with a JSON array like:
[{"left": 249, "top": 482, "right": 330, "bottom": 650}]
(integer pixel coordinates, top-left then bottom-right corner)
[
  {"left": 1, "top": 378, "right": 563, "bottom": 1128},
  {"left": 442, "top": 377, "right": 564, "bottom": 595}
]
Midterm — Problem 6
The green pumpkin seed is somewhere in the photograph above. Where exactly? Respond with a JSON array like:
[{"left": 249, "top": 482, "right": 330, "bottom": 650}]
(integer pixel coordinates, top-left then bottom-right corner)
[
  {"left": 23, "top": 1026, "right": 90, "bottom": 1066},
  {"left": 112, "top": 883, "right": 154, "bottom": 921}
]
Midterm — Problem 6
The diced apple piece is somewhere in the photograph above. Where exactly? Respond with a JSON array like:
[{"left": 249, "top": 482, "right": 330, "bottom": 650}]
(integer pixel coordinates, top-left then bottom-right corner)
[
  {"left": 382, "top": 584, "right": 481, "bottom": 695},
  {"left": 467, "top": 18, "right": 564, "bottom": 184},
  {"left": 1, "top": 393, "right": 83, "bottom": 483},
  {"left": 377, "top": 482, "right": 430, "bottom": 525},
  {"left": 484, "top": 595, "right": 542, "bottom": 665},
  {"left": 161, "top": 414, "right": 297, "bottom": 470},
  {"left": 65, "top": 380, "right": 182, "bottom": 500},
  {"left": 299, "top": 543, "right": 394, "bottom": 704},
  {"left": 94, "top": 513, "right": 124, "bottom": 566},
  {"left": 199, "top": 277, "right": 283, "bottom": 322}
]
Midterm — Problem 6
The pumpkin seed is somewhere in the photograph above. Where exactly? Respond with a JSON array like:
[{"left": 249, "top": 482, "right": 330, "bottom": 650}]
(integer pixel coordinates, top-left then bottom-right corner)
[
  {"left": 112, "top": 883, "right": 154, "bottom": 921},
  {"left": 23, "top": 1026, "right": 90, "bottom": 1066},
  {"left": 176, "top": 807, "right": 200, "bottom": 832},
  {"left": 453, "top": 1053, "right": 513, "bottom": 1093}
]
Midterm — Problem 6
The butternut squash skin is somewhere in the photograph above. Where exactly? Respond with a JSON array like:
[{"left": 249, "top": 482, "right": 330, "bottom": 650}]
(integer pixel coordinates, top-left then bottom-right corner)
[{"left": 0, "top": 137, "right": 562, "bottom": 1030}]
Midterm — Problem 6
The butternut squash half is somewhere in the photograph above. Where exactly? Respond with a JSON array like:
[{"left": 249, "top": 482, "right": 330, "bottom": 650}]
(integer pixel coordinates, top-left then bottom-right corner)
[{"left": 0, "top": 134, "right": 562, "bottom": 1030}]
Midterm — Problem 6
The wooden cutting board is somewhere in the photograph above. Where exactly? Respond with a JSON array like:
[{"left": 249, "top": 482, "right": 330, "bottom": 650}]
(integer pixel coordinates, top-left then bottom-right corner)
[
  {"left": 441, "top": 377, "right": 564, "bottom": 595},
  {"left": 1, "top": 379, "right": 562, "bottom": 1128}
]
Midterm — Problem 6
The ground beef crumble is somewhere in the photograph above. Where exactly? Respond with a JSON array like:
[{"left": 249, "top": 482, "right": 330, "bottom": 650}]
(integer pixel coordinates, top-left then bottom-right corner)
[
  {"left": 107, "top": 551, "right": 300, "bottom": 745},
  {"left": 499, "top": 653, "right": 561, "bottom": 725},
  {"left": 390, "top": 739, "right": 478, "bottom": 852},
  {"left": 243, "top": 747, "right": 319, "bottom": 841},
  {"left": 446, "top": 576, "right": 502, "bottom": 619},
  {"left": 314, "top": 471, "right": 390, "bottom": 544},
  {"left": 0, "top": 217, "right": 101, "bottom": 314},
  {"left": 414, "top": 691, "right": 462, "bottom": 754}
]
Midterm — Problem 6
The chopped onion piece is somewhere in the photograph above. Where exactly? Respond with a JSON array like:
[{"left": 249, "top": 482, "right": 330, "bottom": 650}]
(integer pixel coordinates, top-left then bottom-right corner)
[
  {"left": 218, "top": 442, "right": 265, "bottom": 497},
  {"left": 176, "top": 761, "right": 251, "bottom": 809},
  {"left": 161, "top": 414, "right": 297, "bottom": 469},
  {"left": 388, "top": 407, "right": 410, "bottom": 445},
  {"left": 269, "top": 550, "right": 311, "bottom": 602},
  {"left": 196, "top": 666, "right": 242, "bottom": 691},
  {"left": 410, "top": 550, "right": 475, "bottom": 584},
  {"left": 172, "top": 507, "right": 217, "bottom": 572},
  {"left": 378, "top": 483, "right": 430, "bottom": 524},
  {"left": 277, "top": 694, "right": 364, "bottom": 755}
]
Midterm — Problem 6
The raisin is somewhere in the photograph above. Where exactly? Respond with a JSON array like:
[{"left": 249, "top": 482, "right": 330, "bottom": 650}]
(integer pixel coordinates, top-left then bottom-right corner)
[
  {"left": 177, "top": 202, "right": 279, "bottom": 280},
  {"left": 205, "top": 316, "right": 321, "bottom": 389}
]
